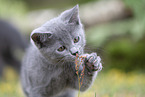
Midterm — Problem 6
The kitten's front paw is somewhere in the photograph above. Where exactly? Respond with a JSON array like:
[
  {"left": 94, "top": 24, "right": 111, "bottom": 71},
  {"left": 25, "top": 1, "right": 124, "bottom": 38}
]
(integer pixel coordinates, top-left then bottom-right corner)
[{"left": 84, "top": 53, "right": 102, "bottom": 75}]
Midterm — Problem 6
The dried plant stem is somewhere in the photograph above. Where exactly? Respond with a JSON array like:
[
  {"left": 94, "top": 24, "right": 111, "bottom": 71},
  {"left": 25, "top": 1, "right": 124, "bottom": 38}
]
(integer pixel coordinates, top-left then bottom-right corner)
[
  {"left": 75, "top": 54, "right": 86, "bottom": 97},
  {"left": 77, "top": 74, "right": 81, "bottom": 97}
]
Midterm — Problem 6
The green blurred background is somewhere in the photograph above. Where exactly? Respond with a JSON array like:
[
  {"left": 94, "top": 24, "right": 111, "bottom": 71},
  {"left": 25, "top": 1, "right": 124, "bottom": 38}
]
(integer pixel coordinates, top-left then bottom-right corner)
[{"left": 0, "top": 0, "right": 145, "bottom": 97}]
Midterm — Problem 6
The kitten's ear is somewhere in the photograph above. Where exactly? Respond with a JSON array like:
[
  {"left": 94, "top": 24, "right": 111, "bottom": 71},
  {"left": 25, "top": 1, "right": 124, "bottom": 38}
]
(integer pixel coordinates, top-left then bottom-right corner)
[
  {"left": 61, "top": 5, "right": 80, "bottom": 25},
  {"left": 31, "top": 32, "right": 52, "bottom": 48}
]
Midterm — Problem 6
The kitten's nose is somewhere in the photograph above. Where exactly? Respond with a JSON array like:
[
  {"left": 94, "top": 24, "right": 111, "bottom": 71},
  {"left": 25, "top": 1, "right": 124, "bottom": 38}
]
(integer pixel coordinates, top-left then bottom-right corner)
[
  {"left": 72, "top": 51, "right": 78, "bottom": 56},
  {"left": 70, "top": 47, "right": 78, "bottom": 56}
]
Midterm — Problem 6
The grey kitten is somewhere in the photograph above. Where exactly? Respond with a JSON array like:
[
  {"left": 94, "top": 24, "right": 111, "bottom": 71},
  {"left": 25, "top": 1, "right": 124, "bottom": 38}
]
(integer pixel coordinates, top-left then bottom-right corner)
[
  {"left": 21, "top": 5, "right": 102, "bottom": 97},
  {"left": 0, "top": 20, "right": 27, "bottom": 78}
]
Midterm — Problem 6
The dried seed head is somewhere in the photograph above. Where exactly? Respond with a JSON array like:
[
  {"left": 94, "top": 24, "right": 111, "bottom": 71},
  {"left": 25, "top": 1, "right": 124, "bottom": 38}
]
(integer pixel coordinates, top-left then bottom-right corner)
[{"left": 75, "top": 54, "right": 86, "bottom": 88}]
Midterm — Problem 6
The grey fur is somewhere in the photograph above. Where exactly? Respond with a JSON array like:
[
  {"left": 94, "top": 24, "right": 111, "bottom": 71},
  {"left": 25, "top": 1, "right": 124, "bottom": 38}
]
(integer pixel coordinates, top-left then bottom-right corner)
[{"left": 21, "top": 5, "right": 102, "bottom": 97}]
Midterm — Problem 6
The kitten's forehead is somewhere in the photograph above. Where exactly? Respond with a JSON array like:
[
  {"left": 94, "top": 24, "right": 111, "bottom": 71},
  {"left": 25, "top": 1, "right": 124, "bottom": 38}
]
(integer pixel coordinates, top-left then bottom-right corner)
[
  {"left": 43, "top": 18, "right": 78, "bottom": 43},
  {"left": 52, "top": 22, "right": 74, "bottom": 45}
]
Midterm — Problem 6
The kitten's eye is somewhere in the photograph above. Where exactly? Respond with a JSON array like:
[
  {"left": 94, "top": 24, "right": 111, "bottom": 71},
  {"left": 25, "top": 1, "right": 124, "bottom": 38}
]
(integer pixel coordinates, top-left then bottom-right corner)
[
  {"left": 57, "top": 46, "right": 66, "bottom": 52},
  {"left": 74, "top": 36, "right": 80, "bottom": 43}
]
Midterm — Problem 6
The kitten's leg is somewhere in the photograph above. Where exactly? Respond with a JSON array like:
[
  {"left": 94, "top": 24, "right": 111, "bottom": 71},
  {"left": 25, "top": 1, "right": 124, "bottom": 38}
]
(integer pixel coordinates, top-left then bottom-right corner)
[
  {"left": 70, "top": 53, "right": 102, "bottom": 91},
  {"left": 57, "top": 89, "right": 76, "bottom": 97},
  {"left": 57, "top": 93, "right": 75, "bottom": 97},
  {"left": 80, "top": 53, "right": 102, "bottom": 91}
]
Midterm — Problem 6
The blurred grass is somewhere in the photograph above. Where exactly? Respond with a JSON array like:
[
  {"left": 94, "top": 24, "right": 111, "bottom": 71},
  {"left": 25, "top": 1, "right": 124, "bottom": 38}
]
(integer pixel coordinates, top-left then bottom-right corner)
[
  {"left": 0, "top": 67, "right": 23, "bottom": 97},
  {"left": 81, "top": 69, "right": 145, "bottom": 97},
  {"left": 0, "top": 0, "right": 27, "bottom": 19},
  {"left": 0, "top": 68, "right": 145, "bottom": 97}
]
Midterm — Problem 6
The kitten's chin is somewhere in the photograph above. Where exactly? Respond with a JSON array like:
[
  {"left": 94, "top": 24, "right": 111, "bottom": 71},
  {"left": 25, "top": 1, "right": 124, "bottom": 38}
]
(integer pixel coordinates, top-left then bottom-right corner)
[
  {"left": 67, "top": 53, "right": 84, "bottom": 62},
  {"left": 65, "top": 56, "right": 76, "bottom": 62}
]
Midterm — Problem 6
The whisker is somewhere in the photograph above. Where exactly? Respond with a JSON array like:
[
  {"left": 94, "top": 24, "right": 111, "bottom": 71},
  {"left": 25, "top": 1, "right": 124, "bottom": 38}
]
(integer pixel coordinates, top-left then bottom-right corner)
[{"left": 55, "top": 57, "right": 66, "bottom": 65}]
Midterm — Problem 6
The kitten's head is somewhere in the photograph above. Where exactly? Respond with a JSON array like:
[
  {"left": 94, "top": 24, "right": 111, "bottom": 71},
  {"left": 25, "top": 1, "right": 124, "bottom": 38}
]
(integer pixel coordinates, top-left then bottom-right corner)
[{"left": 31, "top": 5, "right": 86, "bottom": 63}]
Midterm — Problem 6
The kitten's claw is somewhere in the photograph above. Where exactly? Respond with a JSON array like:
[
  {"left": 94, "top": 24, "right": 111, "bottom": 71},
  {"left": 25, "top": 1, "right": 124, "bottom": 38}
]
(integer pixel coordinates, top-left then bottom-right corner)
[{"left": 83, "top": 53, "right": 102, "bottom": 75}]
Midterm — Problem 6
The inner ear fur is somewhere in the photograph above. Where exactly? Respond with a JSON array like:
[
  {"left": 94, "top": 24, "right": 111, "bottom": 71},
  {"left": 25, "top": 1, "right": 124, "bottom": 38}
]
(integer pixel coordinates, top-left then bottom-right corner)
[
  {"left": 61, "top": 5, "right": 80, "bottom": 25},
  {"left": 31, "top": 33, "right": 52, "bottom": 48}
]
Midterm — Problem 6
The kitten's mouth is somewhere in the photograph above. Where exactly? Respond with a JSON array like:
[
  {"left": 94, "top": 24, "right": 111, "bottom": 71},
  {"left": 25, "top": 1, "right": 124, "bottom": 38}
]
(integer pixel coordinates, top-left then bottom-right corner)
[
  {"left": 75, "top": 53, "right": 86, "bottom": 60},
  {"left": 75, "top": 53, "right": 86, "bottom": 61},
  {"left": 63, "top": 53, "right": 84, "bottom": 62}
]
